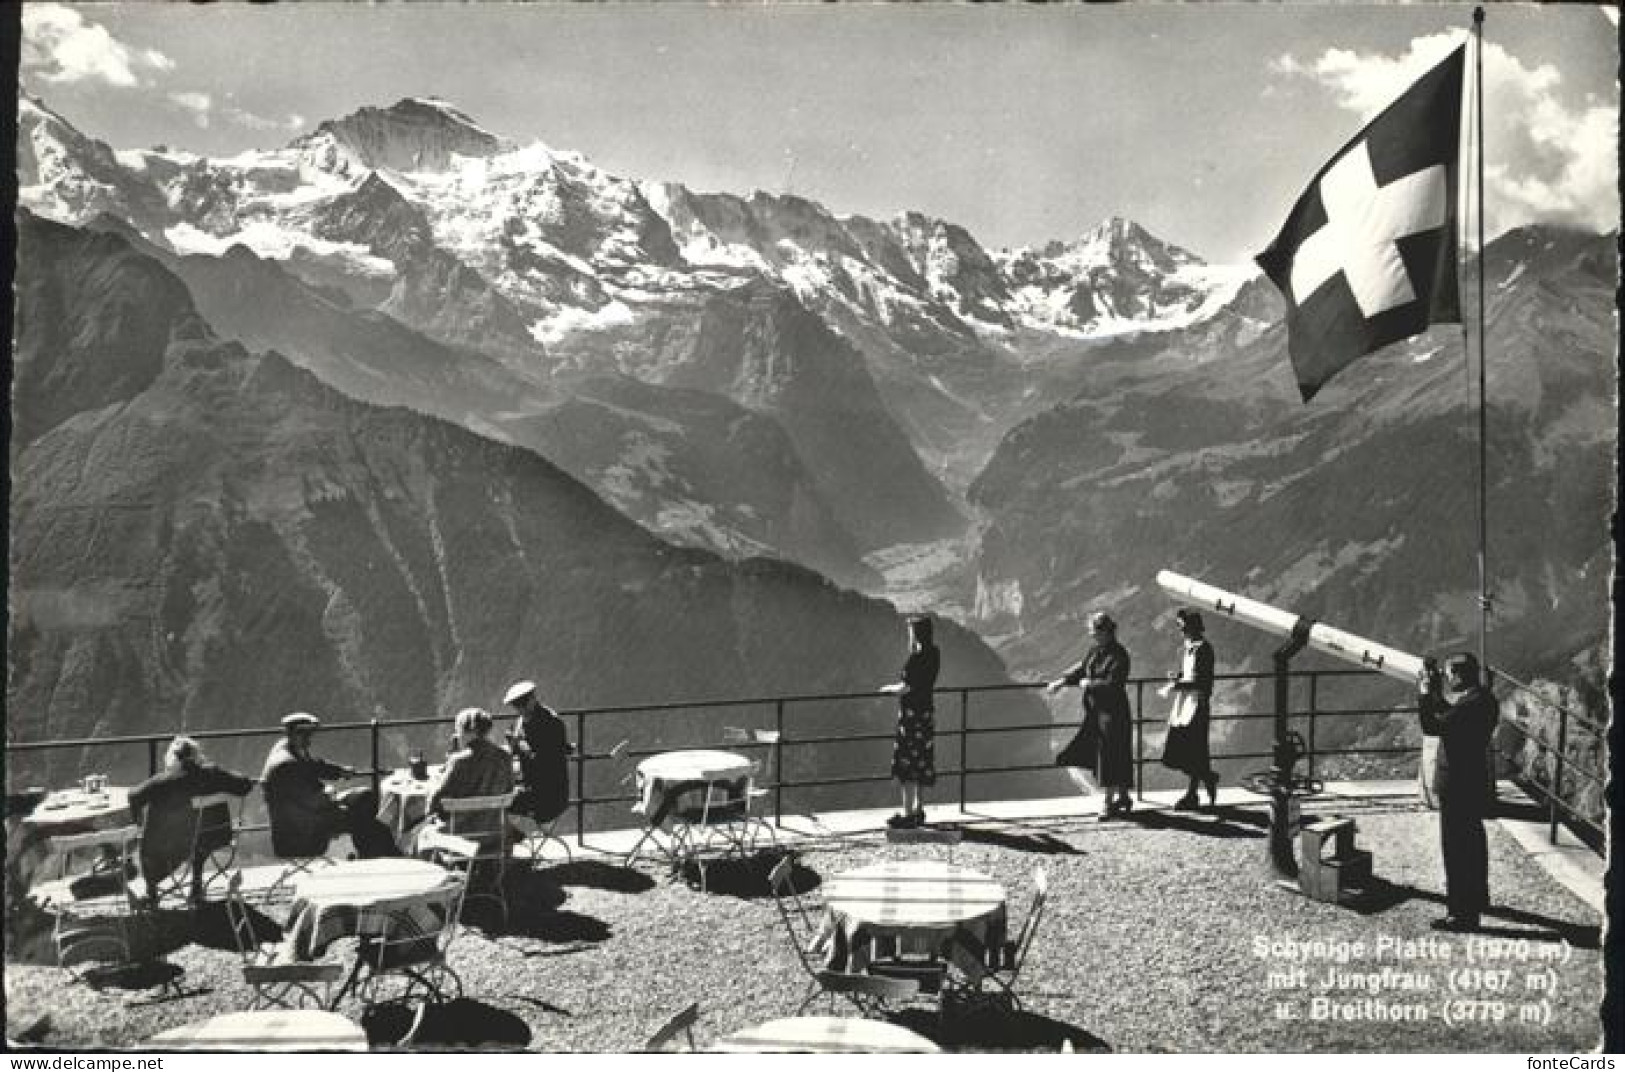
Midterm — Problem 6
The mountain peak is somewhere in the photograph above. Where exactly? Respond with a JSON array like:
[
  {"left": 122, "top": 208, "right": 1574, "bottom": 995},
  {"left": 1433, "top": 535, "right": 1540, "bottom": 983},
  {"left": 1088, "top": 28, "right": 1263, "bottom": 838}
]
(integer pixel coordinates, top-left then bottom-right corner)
[
  {"left": 1073, "top": 216, "right": 1201, "bottom": 271},
  {"left": 294, "top": 96, "right": 512, "bottom": 175}
]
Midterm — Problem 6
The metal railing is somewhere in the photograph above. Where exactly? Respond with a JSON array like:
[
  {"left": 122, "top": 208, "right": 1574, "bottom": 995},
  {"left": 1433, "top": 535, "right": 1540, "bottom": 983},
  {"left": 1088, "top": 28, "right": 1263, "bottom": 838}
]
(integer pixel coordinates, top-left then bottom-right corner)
[{"left": 6, "top": 666, "right": 1603, "bottom": 852}]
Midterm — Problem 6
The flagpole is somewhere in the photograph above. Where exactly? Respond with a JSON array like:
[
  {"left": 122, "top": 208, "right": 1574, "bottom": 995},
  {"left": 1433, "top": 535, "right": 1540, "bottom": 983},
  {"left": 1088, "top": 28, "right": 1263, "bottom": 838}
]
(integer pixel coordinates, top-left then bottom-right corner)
[{"left": 1472, "top": 7, "right": 1490, "bottom": 675}]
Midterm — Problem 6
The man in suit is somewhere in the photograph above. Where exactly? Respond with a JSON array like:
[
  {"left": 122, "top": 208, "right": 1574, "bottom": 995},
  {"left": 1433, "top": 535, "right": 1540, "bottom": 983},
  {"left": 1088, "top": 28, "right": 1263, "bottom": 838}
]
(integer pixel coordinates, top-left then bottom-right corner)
[
  {"left": 1417, "top": 652, "right": 1498, "bottom": 932},
  {"left": 261, "top": 713, "right": 395, "bottom": 858},
  {"left": 425, "top": 707, "right": 515, "bottom": 849},
  {"left": 128, "top": 737, "right": 254, "bottom": 906},
  {"left": 505, "top": 681, "right": 574, "bottom": 827}
]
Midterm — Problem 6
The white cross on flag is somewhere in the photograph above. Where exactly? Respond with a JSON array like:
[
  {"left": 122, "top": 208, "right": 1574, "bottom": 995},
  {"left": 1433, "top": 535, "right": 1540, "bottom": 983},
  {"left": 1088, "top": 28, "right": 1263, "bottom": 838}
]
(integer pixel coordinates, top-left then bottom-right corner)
[{"left": 1256, "top": 45, "right": 1465, "bottom": 402}]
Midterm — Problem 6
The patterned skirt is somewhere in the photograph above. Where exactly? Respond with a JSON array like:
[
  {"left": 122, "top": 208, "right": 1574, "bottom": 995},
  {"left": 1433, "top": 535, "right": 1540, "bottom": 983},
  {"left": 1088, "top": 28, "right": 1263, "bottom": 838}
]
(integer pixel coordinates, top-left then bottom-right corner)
[{"left": 891, "top": 706, "right": 936, "bottom": 786}]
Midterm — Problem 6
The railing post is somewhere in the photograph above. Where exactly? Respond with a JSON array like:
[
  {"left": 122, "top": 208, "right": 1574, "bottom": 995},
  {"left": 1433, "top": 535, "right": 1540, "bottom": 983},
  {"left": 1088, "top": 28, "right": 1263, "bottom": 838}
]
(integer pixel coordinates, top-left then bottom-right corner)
[
  {"left": 1134, "top": 680, "right": 1144, "bottom": 802},
  {"left": 958, "top": 690, "right": 969, "bottom": 813},
  {"left": 369, "top": 718, "right": 381, "bottom": 797},
  {"left": 574, "top": 711, "right": 588, "bottom": 846},
  {"left": 1307, "top": 673, "right": 1319, "bottom": 782},
  {"left": 1550, "top": 703, "right": 1568, "bottom": 845},
  {"left": 774, "top": 699, "right": 785, "bottom": 826},
  {"left": 146, "top": 737, "right": 159, "bottom": 778}
]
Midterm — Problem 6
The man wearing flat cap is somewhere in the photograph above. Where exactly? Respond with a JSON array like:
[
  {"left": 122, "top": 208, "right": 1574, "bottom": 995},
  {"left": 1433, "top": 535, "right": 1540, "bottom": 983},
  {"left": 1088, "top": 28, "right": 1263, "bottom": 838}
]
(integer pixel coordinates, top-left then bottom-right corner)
[
  {"left": 505, "top": 681, "right": 574, "bottom": 827},
  {"left": 261, "top": 712, "right": 395, "bottom": 858}
]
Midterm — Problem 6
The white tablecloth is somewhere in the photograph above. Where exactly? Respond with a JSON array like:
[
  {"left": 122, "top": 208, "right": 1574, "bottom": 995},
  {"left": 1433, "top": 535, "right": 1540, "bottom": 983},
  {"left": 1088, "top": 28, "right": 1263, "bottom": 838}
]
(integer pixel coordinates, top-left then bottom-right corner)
[
  {"left": 634, "top": 750, "right": 753, "bottom": 817},
  {"left": 713, "top": 1016, "right": 940, "bottom": 1053},
  {"left": 284, "top": 858, "right": 458, "bottom": 959},
  {"left": 149, "top": 1009, "right": 367, "bottom": 1051},
  {"left": 15, "top": 788, "right": 134, "bottom": 889},
  {"left": 821, "top": 860, "right": 1007, "bottom": 971},
  {"left": 376, "top": 766, "right": 442, "bottom": 849}
]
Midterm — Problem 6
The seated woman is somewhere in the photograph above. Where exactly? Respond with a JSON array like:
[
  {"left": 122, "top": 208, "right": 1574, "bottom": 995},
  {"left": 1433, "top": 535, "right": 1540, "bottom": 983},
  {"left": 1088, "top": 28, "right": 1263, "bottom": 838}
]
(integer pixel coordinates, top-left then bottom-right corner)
[
  {"left": 415, "top": 707, "right": 514, "bottom": 852},
  {"left": 127, "top": 737, "right": 254, "bottom": 906}
]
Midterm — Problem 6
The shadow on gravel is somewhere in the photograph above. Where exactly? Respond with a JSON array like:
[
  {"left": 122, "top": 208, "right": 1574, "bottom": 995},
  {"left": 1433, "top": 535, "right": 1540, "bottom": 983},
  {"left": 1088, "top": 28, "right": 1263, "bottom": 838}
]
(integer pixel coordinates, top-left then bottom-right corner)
[
  {"left": 501, "top": 907, "right": 612, "bottom": 947},
  {"left": 962, "top": 826, "right": 1085, "bottom": 855},
  {"left": 678, "top": 849, "right": 822, "bottom": 900},
  {"left": 1347, "top": 880, "right": 1601, "bottom": 948},
  {"left": 188, "top": 900, "right": 283, "bottom": 951},
  {"left": 1129, "top": 809, "right": 1265, "bottom": 839},
  {"left": 363, "top": 997, "right": 532, "bottom": 1050},
  {"left": 537, "top": 859, "right": 656, "bottom": 895},
  {"left": 892, "top": 1006, "right": 1112, "bottom": 1053}
]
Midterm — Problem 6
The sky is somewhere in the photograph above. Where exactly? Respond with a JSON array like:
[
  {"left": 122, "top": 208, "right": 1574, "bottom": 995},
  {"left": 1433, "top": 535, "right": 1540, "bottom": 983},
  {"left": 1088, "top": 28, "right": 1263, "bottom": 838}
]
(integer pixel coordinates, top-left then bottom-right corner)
[{"left": 16, "top": 2, "right": 1620, "bottom": 264}]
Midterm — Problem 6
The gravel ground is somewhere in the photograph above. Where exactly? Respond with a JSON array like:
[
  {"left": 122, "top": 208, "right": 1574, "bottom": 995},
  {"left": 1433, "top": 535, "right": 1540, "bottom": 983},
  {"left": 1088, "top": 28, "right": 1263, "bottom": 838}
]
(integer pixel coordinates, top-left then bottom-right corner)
[{"left": 4, "top": 799, "right": 1604, "bottom": 1053}]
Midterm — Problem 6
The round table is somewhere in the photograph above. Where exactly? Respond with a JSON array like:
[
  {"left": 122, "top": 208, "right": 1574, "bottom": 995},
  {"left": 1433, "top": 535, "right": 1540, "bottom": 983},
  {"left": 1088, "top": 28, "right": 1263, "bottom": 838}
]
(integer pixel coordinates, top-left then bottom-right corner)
[
  {"left": 377, "top": 766, "right": 444, "bottom": 850},
  {"left": 14, "top": 787, "right": 134, "bottom": 890},
  {"left": 633, "top": 750, "right": 753, "bottom": 819},
  {"left": 821, "top": 860, "right": 1007, "bottom": 972},
  {"left": 21, "top": 787, "right": 132, "bottom": 833},
  {"left": 149, "top": 1009, "right": 368, "bottom": 1051},
  {"left": 285, "top": 858, "right": 459, "bottom": 960},
  {"left": 713, "top": 1016, "right": 940, "bottom": 1053}
]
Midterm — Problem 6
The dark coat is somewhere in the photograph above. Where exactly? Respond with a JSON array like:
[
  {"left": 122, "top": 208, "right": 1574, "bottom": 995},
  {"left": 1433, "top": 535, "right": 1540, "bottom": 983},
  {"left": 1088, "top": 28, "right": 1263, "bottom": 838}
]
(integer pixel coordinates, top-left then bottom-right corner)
[
  {"left": 1420, "top": 685, "right": 1497, "bottom": 816},
  {"left": 261, "top": 741, "right": 350, "bottom": 857},
  {"left": 513, "top": 706, "right": 574, "bottom": 824},
  {"left": 1161, "top": 637, "right": 1215, "bottom": 777},
  {"left": 899, "top": 645, "right": 940, "bottom": 713},
  {"left": 128, "top": 762, "right": 254, "bottom": 881},
  {"left": 1056, "top": 640, "right": 1134, "bottom": 786}
]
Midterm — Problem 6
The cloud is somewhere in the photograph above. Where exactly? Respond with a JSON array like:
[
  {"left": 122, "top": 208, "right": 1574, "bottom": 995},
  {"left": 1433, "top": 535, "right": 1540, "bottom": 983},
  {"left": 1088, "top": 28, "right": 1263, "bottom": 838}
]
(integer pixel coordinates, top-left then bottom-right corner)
[
  {"left": 1272, "top": 33, "right": 1619, "bottom": 238},
  {"left": 22, "top": 4, "right": 174, "bottom": 88},
  {"left": 222, "top": 106, "right": 307, "bottom": 134},
  {"left": 170, "top": 91, "right": 213, "bottom": 129}
]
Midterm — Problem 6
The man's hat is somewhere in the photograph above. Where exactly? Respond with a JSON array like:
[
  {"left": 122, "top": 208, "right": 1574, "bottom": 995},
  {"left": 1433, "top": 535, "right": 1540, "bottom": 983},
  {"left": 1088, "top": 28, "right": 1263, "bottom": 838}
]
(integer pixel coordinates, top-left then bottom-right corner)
[
  {"left": 504, "top": 680, "right": 537, "bottom": 706},
  {"left": 281, "top": 712, "right": 321, "bottom": 730}
]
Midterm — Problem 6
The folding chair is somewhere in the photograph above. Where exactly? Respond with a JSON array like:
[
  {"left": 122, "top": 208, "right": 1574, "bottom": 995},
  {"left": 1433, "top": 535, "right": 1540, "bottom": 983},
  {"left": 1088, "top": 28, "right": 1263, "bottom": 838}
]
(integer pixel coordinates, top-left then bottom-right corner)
[
  {"left": 29, "top": 825, "right": 143, "bottom": 980},
  {"left": 144, "top": 793, "right": 243, "bottom": 907},
  {"left": 224, "top": 870, "right": 343, "bottom": 1009},
  {"left": 642, "top": 1002, "right": 700, "bottom": 1052},
  {"left": 766, "top": 855, "right": 916, "bottom": 1015},
  {"left": 187, "top": 792, "right": 242, "bottom": 900},
  {"left": 945, "top": 868, "right": 1049, "bottom": 1012},
  {"left": 418, "top": 791, "right": 517, "bottom": 927},
  {"left": 354, "top": 838, "right": 471, "bottom": 1013},
  {"left": 669, "top": 769, "right": 775, "bottom": 893}
]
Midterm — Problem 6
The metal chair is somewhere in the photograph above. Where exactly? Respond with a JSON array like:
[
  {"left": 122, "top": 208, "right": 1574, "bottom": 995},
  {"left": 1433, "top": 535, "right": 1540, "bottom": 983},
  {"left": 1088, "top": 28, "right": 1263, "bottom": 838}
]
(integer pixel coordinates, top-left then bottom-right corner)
[
  {"left": 945, "top": 868, "right": 1049, "bottom": 1012},
  {"left": 418, "top": 790, "right": 517, "bottom": 927},
  {"left": 669, "top": 769, "right": 776, "bottom": 893},
  {"left": 187, "top": 792, "right": 242, "bottom": 899},
  {"left": 642, "top": 1002, "right": 700, "bottom": 1052},
  {"left": 766, "top": 854, "right": 915, "bottom": 1014},
  {"left": 143, "top": 793, "right": 243, "bottom": 907},
  {"left": 224, "top": 870, "right": 343, "bottom": 1010},
  {"left": 354, "top": 838, "right": 472, "bottom": 1014},
  {"left": 30, "top": 825, "right": 143, "bottom": 980}
]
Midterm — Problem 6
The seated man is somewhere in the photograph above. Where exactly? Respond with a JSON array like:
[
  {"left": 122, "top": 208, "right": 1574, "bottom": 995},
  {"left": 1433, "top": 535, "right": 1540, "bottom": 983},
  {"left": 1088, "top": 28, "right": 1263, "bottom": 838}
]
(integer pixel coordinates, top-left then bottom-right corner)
[
  {"left": 261, "top": 712, "right": 396, "bottom": 859},
  {"left": 411, "top": 707, "right": 514, "bottom": 853},
  {"left": 127, "top": 736, "right": 254, "bottom": 906},
  {"left": 504, "top": 680, "right": 574, "bottom": 828}
]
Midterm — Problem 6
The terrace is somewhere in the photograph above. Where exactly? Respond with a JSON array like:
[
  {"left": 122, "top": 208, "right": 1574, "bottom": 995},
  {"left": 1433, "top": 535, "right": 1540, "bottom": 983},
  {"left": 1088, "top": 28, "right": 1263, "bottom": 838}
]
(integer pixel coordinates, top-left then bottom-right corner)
[{"left": 4, "top": 672, "right": 1605, "bottom": 1052}]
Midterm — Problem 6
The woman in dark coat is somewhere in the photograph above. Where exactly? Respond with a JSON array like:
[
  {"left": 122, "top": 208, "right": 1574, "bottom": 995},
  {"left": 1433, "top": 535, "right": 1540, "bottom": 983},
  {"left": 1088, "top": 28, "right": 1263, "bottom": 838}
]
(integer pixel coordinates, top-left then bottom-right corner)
[
  {"left": 880, "top": 614, "right": 939, "bottom": 828},
  {"left": 1047, "top": 612, "right": 1134, "bottom": 819},
  {"left": 1161, "top": 608, "right": 1219, "bottom": 810}
]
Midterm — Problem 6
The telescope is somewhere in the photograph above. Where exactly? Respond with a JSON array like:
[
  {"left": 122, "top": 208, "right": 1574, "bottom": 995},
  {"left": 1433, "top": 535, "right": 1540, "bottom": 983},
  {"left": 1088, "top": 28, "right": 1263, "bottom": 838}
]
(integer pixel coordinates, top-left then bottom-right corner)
[
  {"left": 1155, "top": 570, "right": 1426, "bottom": 683},
  {"left": 1155, "top": 569, "right": 1432, "bottom": 883}
]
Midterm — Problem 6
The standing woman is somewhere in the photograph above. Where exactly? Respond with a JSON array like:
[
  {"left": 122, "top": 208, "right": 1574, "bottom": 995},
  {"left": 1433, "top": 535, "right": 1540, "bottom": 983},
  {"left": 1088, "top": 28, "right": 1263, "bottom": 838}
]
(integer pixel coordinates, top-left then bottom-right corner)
[
  {"left": 1047, "top": 612, "right": 1134, "bottom": 820},
  {"left": 1162, "top": 608, "right": 1219, "bottom": 810},
  {"left": 880, "top": 614, "right": 940, "bottom": 828}
]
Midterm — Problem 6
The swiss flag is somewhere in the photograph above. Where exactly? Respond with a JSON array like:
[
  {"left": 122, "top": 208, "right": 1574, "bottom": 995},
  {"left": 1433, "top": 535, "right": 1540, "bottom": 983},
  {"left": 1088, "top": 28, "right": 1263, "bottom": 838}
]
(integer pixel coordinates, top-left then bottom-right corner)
[{"left": 1256, "top": 45, "right": 1465, "bottom": 402}]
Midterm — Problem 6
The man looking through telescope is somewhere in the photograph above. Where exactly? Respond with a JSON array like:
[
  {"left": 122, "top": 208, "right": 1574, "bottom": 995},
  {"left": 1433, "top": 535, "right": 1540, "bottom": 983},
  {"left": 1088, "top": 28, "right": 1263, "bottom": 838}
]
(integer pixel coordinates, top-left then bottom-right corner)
[{"left": 1417, "top": 653, "right": 1497, "bottom": 933}]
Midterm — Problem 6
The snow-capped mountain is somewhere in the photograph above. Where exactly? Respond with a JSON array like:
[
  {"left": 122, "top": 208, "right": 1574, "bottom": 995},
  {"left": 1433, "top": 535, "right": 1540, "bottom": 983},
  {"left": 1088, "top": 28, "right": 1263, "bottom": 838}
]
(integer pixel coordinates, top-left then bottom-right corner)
[
  {"left": 17, "top": 94, "right": 1262, "bottom": 584},
  {"left": 999, "top": 217, "right": 1255, "bottom": 337}
]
